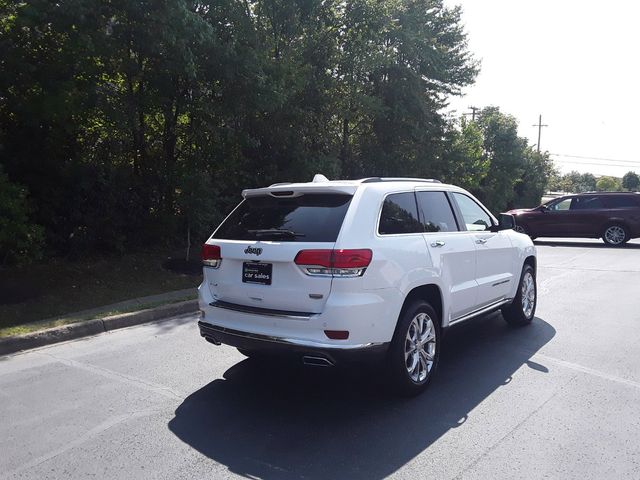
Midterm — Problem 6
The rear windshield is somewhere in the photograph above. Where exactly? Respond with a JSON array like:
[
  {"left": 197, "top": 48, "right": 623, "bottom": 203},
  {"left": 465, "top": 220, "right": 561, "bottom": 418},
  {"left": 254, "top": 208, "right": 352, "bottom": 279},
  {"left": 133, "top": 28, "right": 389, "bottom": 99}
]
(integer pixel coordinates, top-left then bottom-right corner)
[{"left": 213, "top": 194, "right": 353, "bottom": 242}]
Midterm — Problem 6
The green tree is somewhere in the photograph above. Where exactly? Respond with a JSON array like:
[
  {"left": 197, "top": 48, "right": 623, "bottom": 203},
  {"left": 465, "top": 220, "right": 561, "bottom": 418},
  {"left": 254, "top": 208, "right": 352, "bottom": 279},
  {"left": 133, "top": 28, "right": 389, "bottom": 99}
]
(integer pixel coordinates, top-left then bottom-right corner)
[
  {"left": 577, "top": 173, "right": 597, "bottom": 192},
  {"left": 442, "top": 118, "right": 488, "bottom": 191},
  {"left": 513, "top": 150, "right": 554, "bottom": 208},
  {"left": 473, "top": 107, "right": 527, "bottom": 212},
  {"left": 596, "top": 176, "right": 622, "bottom": 191},
  {"left": 622, "top": 171, "right": 640, "bottom": 191},
  {"left": 0, "top": 0, "right": 480, "bottom": 256}
]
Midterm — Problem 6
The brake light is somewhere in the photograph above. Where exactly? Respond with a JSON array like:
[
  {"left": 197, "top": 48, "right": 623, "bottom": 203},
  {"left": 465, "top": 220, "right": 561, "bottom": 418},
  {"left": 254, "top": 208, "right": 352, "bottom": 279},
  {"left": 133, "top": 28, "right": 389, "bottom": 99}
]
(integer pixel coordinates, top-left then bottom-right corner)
[
  {"left": 293, "top": 250, "right": 332, "bottom": 268},
  {"left": 294, "top": 249, "right": 372, "bottom": 277},
  {"left": 332, "top": 249, "right": 373, "bottom": 268},
  {"left": 202, "top": 244, "right": 221, "bottom": 268}
]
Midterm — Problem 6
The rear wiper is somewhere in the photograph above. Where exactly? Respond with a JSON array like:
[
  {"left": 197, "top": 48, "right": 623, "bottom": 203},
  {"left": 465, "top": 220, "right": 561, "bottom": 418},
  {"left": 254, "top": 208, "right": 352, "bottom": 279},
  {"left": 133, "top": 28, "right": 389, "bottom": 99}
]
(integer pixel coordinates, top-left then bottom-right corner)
[{"left": 248, "top": 229, "right": 306, "bottom": 238}]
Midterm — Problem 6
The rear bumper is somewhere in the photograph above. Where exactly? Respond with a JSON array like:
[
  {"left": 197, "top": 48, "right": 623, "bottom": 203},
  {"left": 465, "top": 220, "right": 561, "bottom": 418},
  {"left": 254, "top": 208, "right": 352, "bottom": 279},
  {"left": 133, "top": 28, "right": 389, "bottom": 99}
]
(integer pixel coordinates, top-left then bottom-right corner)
[{"left": 198, "top": 321, "right": 389, "bottom": 365}]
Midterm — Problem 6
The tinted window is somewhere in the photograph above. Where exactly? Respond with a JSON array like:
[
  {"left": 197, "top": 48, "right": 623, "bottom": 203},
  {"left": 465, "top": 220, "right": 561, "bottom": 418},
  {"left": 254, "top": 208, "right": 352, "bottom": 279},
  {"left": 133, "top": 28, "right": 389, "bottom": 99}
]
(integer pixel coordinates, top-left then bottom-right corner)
[
  {"left": 379, "top": 192, "right": 422, "bottom": 234},
  {"left": 213, "top": 194, "right": 352, "bottom": 242},
  {"left": 605, "top": 195, "right": 639, "bottom": 208},
  {"left": 571, "top": 196, "right": 603, "bottom": 210},
  {"left": 416, "top": 191, "right": 458, "bottom": 232},
  {"left": 452, "top": 193, "right": 492, "bottom": 231}
]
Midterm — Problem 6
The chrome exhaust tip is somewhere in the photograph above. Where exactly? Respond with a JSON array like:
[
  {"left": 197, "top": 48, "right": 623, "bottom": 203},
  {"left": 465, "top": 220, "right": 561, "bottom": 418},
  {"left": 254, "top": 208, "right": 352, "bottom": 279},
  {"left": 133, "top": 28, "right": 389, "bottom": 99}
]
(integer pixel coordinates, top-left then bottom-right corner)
[
  {"left": 302, "top": 355, "right": 334, "bottom": 367},
  {"left": 204, "top": 336, "right": 221, "bottom": 346}
]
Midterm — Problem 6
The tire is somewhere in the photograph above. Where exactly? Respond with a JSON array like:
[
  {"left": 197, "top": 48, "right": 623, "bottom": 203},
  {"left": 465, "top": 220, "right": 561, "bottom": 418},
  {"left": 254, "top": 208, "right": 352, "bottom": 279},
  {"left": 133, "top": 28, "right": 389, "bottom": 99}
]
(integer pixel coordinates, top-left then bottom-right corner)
[
  {"left": 514, "top": 224, "right": 537, "bottom": 241},
  {"left": 502, "top": 264, "right": 536, "bottom": 326},
  {"left": 388, "top": 300, "right": 441, "bottom": 396},
  {"left": 602, "top": 224, "right": 629, "bottom": 247}
]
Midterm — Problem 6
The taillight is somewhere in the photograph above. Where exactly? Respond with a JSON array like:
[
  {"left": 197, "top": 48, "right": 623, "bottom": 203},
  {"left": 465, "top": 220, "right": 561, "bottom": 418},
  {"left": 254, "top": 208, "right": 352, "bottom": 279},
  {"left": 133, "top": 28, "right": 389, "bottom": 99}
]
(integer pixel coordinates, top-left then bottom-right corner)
[
  {"left": 294, "top": 249, "right": 372, "bottom": 277},
  {"left": 202, "top": 244, "right": 221, "bottom": 268}
]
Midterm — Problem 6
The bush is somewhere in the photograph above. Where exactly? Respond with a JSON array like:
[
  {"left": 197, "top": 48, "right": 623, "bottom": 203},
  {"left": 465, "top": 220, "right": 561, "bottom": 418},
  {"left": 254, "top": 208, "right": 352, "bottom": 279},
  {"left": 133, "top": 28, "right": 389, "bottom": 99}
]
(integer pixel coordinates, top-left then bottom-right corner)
[{"left": 0, "top": 166, "right": 44, "bottom": 265}]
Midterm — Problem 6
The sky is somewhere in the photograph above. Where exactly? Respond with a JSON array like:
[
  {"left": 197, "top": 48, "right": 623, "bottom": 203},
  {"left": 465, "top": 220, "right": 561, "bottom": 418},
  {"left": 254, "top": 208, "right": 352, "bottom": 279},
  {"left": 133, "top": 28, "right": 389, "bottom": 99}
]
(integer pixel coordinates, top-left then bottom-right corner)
[{"left": 444, "top": 0, "right": 640, "bottom": 177}]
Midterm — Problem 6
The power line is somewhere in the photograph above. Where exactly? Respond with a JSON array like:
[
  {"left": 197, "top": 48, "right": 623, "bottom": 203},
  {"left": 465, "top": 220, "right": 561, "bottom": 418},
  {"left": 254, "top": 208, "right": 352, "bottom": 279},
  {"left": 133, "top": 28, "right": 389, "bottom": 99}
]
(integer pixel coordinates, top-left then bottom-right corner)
[
  {"left": 550, "top": 153, "right": 640, "bottom": 165},
  {"left": 552, "top": 159, "right": 640, "bottom": 169}
]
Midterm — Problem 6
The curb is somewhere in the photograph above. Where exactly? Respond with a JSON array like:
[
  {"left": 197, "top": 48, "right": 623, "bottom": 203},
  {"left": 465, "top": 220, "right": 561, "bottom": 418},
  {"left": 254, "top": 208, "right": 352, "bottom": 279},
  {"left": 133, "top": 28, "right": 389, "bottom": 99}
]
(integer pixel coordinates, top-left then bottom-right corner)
[{"left": 0, "top": 300, "right": 199, "bottom": 357}]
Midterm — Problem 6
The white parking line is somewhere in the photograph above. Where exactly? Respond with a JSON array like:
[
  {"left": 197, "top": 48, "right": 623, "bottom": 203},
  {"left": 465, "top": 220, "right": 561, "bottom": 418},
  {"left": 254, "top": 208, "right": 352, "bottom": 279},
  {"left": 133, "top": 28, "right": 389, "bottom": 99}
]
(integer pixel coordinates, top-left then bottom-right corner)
[{"left": 532, "top": 352, "right": 640, "bottom": 390}]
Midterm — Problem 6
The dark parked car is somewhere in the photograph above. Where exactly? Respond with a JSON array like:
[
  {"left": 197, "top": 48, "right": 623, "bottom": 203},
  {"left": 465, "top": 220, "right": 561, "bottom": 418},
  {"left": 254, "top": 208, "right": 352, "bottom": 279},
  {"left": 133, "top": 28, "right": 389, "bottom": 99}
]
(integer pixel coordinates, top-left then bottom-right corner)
[{"left": 508, "top": 192, "right": 640, "bottom": 246}]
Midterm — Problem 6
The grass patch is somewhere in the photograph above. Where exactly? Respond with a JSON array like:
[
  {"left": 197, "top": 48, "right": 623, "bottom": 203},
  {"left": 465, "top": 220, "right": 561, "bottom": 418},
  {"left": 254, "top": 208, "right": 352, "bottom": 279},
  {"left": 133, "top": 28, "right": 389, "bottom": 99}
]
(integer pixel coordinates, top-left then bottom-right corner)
[
  {"left": 0, "top": 294, "right": 197, "bottom": 338},
  {"left": 0, "top": 250, "right": 201, "bottom": 334}
]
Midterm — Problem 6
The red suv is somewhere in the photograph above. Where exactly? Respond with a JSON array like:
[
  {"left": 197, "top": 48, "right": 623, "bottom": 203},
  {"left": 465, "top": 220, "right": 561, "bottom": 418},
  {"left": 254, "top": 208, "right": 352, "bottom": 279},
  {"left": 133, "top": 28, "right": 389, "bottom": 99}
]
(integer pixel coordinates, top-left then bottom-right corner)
[{"left": 508, "top": 192, "right": 640, "bottom": 246}]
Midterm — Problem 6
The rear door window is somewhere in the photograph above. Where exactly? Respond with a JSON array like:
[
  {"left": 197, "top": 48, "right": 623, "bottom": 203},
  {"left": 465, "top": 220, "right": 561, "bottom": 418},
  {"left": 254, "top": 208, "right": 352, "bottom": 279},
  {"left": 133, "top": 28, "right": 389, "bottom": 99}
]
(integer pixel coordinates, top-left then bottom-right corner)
[
  {"left": 571, "top": 196, "right": 604, "bottom": 210},
  {"left": 213, "top": 193, "right": 352, "bottom": 242},
  {"left": 379, "top": 192, "right": 422, "bottom": 235},
  {"left": 416, "top": 191, "right": 459, "bottom": 232}
]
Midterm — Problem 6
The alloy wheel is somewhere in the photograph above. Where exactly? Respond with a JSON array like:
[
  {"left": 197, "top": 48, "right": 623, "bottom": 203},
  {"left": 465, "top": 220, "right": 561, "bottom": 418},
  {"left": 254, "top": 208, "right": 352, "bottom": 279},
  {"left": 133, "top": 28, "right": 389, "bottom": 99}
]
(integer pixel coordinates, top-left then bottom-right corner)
[
  {"left": 521, "top": 271, "right": 536, "bottom": 319},
  {"left": 604, "top": 225, "right": 626, "bottom": 245},
  {"left": 404, "top": 313, "right": 436, "bottom": 383}
]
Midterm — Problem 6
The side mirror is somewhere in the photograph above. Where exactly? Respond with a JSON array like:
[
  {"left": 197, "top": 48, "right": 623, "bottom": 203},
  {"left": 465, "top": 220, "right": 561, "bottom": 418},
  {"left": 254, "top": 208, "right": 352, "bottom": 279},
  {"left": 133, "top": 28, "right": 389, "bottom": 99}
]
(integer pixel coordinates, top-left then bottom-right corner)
[
  {"left": 497, "top": 213, "right": 515, "bottom": 231},
  {"left": 537, "top": 205, "right": 548, "bottom": 212}
]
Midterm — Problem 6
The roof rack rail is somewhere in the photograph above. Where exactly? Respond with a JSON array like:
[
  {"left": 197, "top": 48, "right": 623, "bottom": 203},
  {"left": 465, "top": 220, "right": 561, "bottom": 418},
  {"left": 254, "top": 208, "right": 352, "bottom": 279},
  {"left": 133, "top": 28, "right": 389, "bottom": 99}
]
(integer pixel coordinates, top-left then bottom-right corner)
[
  {"left": 582, "top": 191, "right": 633, "bottom": 194},
  {"left": 361, "top": 177, "right": 442, "bottom": 184}
]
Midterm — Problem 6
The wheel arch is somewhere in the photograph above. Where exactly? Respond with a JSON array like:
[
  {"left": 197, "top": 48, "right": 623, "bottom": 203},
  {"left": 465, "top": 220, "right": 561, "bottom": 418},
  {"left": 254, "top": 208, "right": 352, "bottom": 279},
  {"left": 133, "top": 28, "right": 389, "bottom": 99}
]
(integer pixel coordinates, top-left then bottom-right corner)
[
  {"left": 524, "top": 255, "right": 536, "bottom": 275},
  {"left": 398, "top": 284, "right": 444, "bottom": 327},
  {"left": 603, "top": 218, "right": 630, "bottom": 232}
]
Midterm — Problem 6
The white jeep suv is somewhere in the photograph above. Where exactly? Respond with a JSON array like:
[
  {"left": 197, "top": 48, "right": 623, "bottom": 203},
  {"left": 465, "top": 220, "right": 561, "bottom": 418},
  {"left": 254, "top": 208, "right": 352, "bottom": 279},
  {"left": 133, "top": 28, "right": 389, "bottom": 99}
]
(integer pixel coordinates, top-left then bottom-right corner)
[{"left": 198, "top": 175, "right": 537, "bottom": 395}]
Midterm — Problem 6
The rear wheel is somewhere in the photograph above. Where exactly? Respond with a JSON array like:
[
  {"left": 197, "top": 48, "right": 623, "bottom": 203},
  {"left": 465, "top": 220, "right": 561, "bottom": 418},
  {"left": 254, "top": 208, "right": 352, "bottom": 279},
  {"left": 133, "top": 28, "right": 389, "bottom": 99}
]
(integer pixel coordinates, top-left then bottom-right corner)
[
  {"left": 602, "top": 224, "right": 629, "bottom": 246},
  {"left": 502, "top": 264, "right": 536, "bottom": 326},
  {"left": 388, "top": 300, "right": 441, "bottom": 396}
]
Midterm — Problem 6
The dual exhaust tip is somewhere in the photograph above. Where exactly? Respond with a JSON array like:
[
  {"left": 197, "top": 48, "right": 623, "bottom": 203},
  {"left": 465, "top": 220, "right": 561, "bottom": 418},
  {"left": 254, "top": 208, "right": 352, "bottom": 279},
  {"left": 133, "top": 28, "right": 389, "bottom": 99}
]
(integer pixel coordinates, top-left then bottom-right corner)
[{"left": 204, "top": 335, "right": 334, "bottom": 367}]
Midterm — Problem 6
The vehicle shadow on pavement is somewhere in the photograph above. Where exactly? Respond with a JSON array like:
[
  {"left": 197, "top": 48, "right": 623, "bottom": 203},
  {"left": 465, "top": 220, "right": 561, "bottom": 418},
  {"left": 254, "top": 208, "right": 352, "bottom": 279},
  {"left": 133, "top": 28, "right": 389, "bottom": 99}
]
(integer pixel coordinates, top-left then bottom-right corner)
[
  {"left": 535, "top": 240, "right": 640, "bottom": 249},
  {"left": 168, "top": 313, "right": 555, "bottom": 479}
]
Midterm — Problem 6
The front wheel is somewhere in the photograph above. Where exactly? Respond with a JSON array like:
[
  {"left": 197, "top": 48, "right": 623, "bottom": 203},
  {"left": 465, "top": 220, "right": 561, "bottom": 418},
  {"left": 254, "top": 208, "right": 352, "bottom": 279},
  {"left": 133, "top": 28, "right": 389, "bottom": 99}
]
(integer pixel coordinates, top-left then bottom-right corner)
[
  {"left": 388, "top": 300, "right": 441, "bottom": 396},
  {"left": 502, "top": 264, "right": 536, "bottom": 326},
  {"left": 602, "top": 224, "right": 629, "bottom": 246},
  {"left": 514, "top": 224, "right": 537, "bottom": 241}
]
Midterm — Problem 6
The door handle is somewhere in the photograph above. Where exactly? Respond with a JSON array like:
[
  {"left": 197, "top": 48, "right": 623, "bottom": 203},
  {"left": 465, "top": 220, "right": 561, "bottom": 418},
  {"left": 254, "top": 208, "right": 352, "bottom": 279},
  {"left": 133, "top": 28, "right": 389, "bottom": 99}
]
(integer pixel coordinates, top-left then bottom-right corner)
[
  {"left": 430, "top": 241, "right": 446, "bottom": 248},
  {"left": 475, "top": 238, "right": 488, "bottom": 244}
]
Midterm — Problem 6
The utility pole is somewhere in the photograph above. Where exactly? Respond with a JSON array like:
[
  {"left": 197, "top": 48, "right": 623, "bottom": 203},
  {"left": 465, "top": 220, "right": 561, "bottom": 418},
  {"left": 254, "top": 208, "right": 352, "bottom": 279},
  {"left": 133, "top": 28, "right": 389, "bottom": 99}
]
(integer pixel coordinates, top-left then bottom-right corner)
[
  {"left": 532, "top": 114, "right": 548, "bottom": 153},
  {"left": 466, "top": 106, "right": 480, "bottom": 122}
]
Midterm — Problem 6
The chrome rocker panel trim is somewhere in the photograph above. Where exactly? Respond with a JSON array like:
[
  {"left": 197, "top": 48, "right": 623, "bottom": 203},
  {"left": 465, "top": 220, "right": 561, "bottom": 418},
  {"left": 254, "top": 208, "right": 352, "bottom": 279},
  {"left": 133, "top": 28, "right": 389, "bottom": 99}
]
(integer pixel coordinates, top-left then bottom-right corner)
[{"left": 448, "top": 298, "right": 513, "bottom": 327}]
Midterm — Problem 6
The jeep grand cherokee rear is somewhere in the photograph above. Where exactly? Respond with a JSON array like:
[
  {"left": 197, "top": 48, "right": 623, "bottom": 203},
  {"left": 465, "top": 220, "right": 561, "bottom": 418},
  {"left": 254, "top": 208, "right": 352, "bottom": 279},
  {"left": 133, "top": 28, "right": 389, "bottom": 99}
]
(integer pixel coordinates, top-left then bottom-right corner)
[
  {"left": 198, "top": 176, "right": 537, "bottom": 395},
  {"left": 197, "top": 183, "right": 396, "bottom": 368}
]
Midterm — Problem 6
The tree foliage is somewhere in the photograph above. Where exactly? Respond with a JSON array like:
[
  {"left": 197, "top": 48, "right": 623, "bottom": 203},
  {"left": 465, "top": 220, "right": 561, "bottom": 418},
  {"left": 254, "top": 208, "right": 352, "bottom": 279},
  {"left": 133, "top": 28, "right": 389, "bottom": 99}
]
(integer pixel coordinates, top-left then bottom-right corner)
[
  {"left": 596, "top": 176, "right": 622, "bottom": 192},
  {"left": 441, "top": 108, "right": 554, "bottom": 212},
  {"left": 548, "top": 171, "right": 597, "bottom": 193},
  {"left": 622, "top": 171, "right": 640, "bottom": 191},
  {"left": 0, "top": 1, "right": 552, "bottom": 257},
  {"left": 0, "top": 166, "right": 43, "bottom": 264}
]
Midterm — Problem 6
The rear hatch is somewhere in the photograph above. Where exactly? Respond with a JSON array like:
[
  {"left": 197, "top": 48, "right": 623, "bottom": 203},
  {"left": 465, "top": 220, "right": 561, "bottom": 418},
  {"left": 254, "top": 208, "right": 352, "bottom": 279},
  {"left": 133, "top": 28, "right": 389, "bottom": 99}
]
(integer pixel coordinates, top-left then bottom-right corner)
[{"left": 203, "top": 191, "right": 354, "bottom": 314}]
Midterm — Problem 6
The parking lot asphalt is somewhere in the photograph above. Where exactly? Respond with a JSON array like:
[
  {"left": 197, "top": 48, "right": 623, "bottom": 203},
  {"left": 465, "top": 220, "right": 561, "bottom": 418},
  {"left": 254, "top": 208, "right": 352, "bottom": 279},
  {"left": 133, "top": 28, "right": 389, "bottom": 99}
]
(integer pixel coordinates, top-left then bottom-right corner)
[{"left": 1, "top": 239, "right": 640, "bottom": 480}]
